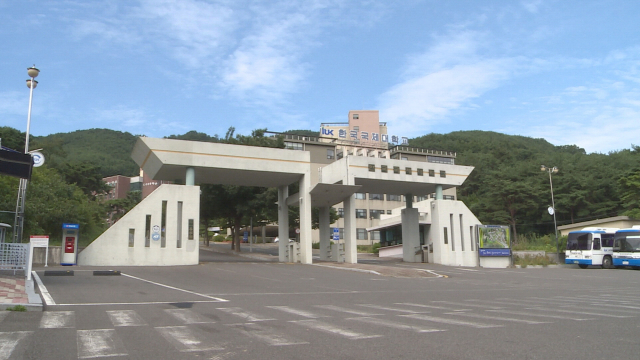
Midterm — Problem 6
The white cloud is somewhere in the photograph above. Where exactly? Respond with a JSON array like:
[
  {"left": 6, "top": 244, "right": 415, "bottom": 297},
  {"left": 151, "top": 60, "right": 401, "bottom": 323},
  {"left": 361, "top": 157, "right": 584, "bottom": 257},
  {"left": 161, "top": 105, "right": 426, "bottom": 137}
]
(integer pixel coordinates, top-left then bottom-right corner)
[{"left": 521, "top": 0, "right": 543, "bottom": 14}]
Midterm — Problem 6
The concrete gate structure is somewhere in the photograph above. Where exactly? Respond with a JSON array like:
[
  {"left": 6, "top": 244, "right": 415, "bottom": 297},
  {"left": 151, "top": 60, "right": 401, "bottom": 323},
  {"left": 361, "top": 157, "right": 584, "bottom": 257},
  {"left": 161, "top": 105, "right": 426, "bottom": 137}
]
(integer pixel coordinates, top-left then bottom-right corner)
[{"left": 79, "top": 136, "right": 480, "bottom": 267}]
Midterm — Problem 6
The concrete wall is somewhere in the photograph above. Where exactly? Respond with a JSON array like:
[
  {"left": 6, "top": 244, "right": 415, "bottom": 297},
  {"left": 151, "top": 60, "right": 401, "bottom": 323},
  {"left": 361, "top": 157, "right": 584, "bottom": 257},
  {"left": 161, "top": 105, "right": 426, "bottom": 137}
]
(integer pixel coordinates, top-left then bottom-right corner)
[
  {"left": 78, "top": 184, "right": 200, "bottom": 266},
  {"left": 428, "top": 200, "right": 480, "bottom": 267}
]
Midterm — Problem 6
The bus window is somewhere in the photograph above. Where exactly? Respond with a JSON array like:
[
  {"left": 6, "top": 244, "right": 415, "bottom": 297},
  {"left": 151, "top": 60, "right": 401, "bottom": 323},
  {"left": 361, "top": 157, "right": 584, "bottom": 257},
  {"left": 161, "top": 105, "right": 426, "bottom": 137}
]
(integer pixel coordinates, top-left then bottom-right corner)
[{"left": 592, "top": 239, "right": 601, "bottom": 250}]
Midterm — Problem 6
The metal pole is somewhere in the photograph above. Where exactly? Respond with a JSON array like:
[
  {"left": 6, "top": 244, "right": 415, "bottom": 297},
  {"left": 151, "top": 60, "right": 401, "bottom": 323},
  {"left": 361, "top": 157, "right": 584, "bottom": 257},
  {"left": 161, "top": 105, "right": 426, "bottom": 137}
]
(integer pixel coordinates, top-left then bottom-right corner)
[
  {"left": 549, "top": 170, "right": 559, "bottom": 261},
  {"left": 25, "top": 77, "right": 35, "bottom": 154}
]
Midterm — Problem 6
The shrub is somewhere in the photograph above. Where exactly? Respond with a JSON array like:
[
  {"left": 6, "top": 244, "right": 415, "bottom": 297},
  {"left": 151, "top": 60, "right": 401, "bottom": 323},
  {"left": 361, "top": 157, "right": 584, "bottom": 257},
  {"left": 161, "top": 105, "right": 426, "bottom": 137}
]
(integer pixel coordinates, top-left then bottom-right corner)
[
  {"left": 514, "top": 254, "right": 556, "bottom": 267},
  {"left": 6, "top": 305, "right": 27, "bottom": 312},
  {"left": 213, "top": 234, "right": 227, "bottom": 242}
]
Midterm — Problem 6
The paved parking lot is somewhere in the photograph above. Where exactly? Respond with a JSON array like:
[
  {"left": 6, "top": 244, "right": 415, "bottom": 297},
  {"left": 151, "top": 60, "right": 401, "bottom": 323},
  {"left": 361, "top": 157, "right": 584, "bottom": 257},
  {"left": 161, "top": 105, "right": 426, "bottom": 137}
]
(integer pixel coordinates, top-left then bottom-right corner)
[{"left": 1, "top": 250, "right": 640, "bottom": 360}]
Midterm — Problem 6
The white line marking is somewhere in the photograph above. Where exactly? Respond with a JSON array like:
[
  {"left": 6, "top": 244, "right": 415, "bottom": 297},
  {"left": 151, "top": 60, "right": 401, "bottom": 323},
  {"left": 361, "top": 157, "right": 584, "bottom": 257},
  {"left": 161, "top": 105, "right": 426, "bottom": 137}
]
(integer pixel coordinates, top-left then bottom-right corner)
[
  {"left": 164, "top": 309, "right": 214, "bottom": 324},
  {"left": 486, "top": 309, "right": 594, "bottom": 321},
  {"left": 290, "top": 319, "right": 381, "bottom": 339},
  {"left": 446, "top": 312, "right": 550, "bottom": 324},
  {"left": 314, "top": 305, "right": 382, "bottom": 316},
  {"left": 266, "top": 306, "right": 324, "bottom": 318},
  {"left": 77, "top": 329, "right": 128, "bottom": 359},
  {"left": 559, "top": 305, "right": 639, "bottom": 314},
  {"left": 456, "top": 268, "right": 479, "bottom": 272},
  {"left": 396, "top": 302, "right": 469, "bottom": 311},
  {"left": 155, "top": 326, "right": 225, "bottom": 352},
  {"left": 432, "top": 301, "right": 503, "bottom": 309},
  {"left": 524, "top": 307, "right": 632, "bottom": 319},
  {"left": 216, "top": 307, "right": 275, "bottom": 322},
  {"left": 400, "top": 314, "right": 502, "bottom": 328},
  {"left": 107, "top": 310, "right": 147, "bottom": 327},
  {"left": 359, "top": 303, "right": 429, "bottom": 314},
  {"left": 227, "top": 323, "right": 308, "bottom": 346},
  {"left": 121, "top": 273, "right": 229, "bottom": 302},
  {"left": 32, "top": 271, "right": 55, "bottom": 305},
  {"left": 0, "top": 331, "right": 32, "bottom": 360},
  {"left": 349, "top": 317, "right": 444, "bottom": 333},
  {"left": 51, "top": 300, "right": 224, "bottom": 306},
  {"left": 414, "top": 269, "right": 447, "bottom": 277},
  {"left": 39, "top": 311, "right": 75, "bottom": 328}
]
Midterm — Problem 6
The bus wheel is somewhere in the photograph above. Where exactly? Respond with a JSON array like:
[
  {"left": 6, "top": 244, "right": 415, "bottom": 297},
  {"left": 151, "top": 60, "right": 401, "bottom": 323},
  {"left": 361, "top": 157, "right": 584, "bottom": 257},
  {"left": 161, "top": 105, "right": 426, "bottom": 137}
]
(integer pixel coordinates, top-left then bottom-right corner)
[
  {"left": 578, "top": 264, "right": 588, "bottom": 269},
  {"left": 602, "top": 256, "right": 613, "bottom": 269}
]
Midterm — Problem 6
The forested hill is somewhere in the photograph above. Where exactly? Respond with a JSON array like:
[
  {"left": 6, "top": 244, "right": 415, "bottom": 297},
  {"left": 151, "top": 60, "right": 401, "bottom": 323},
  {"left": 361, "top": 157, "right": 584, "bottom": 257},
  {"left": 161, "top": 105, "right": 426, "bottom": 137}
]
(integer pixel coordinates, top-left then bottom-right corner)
[
  {"left": 411, "top": 131, "right": 640, "bottom": 236},
  {"left": 32, "top": 128, "right": 139, "bottom": 177}
]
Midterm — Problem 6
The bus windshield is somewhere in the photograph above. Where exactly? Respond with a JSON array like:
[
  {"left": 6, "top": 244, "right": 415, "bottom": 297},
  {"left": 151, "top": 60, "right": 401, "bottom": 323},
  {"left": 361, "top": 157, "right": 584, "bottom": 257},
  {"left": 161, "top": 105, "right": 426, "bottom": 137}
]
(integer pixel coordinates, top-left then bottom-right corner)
[
  {"left": 615, "top": 235, "right": 640, "bottom": 252},
  {"left": 567, "top": 233, "right": 592, "bottom": 250}
]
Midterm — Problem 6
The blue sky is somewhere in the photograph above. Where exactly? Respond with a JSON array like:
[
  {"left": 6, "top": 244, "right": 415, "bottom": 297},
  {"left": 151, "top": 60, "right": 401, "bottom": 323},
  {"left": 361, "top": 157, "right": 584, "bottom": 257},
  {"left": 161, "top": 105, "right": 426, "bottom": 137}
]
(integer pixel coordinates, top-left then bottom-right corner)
[{"left": 1, "top": 0, "right": 639, "bottom": 153}]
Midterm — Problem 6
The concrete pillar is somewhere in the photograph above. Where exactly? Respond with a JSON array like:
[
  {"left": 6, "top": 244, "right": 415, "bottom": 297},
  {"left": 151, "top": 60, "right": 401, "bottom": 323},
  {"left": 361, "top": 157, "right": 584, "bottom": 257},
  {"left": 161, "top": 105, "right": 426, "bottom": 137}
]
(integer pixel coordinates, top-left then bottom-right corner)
[
  {"left": 402, "top": 207, "right": 420, "bottom": 262},
  {"left": 186, "top": 167, "right": 195, "bottom": 186},
  {"left": 319, "top": 206, "right": 331, "bottom": 261},
  {"left": 435, "top": 185, "right": 443, "bottom": 200},
  {"left": 278, "top": 185, "right": 289, "bottom": 262},
  {"left": 343, "top": 194, "right": 357, "bottom": 263},
  {"left": 299, "top": 174, "right": 313, "bottom": 264},
  {"left": 406, "top": 193, "right": 413, "bottom": 208}
]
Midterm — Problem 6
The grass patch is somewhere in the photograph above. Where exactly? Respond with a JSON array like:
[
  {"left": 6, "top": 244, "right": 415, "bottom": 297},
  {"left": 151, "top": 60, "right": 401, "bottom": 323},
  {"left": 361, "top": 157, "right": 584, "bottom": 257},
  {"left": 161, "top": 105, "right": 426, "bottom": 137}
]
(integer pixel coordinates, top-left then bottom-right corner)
[
  {"left": 514, "top": 254, "right": 556, "bottom": 267},
  {"left": 357, "top": 243, "right": 381, "bottom": 254},
  {"left": 6, "top": 305, "right": 27, "bottom": 312},
  {"left": 512, "top": 234, "right": 567, "bottom": 253}
]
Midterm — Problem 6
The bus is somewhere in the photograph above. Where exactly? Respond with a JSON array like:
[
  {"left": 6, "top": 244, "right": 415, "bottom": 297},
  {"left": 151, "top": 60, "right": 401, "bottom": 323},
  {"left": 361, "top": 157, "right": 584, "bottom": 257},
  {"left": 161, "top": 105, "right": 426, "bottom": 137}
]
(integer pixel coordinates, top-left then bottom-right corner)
[
  {"left": 612, "top": 228, "right": 640, "bottom": 268},
  {"left": 565, "top": 227, "right": 617, "bottom": 269}
]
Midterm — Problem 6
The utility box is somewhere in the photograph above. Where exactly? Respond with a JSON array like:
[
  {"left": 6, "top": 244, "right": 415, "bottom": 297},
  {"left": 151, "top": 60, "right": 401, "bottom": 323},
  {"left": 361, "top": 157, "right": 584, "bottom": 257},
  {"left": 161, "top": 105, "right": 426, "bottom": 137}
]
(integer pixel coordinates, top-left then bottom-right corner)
[{"left": 61, "top": 223, "right": 79, "bottom": 266}]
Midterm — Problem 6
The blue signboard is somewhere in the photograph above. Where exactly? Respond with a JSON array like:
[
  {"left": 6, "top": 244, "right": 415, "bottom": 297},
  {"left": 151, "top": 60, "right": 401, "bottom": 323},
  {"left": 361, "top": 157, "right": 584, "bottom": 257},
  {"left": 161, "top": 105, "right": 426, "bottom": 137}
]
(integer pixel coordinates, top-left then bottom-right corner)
[
  {"left": 479, "top": 248, "right": 511, "bottom": 257},
  {"left": 333, "top": 228, "right": 340, "bottom": 241},
  {"left": 62, "top": 223, "right": 79, "bottom": 229},
  {"left": 243, "top": 231, "right": 248, "bottom": 243}
]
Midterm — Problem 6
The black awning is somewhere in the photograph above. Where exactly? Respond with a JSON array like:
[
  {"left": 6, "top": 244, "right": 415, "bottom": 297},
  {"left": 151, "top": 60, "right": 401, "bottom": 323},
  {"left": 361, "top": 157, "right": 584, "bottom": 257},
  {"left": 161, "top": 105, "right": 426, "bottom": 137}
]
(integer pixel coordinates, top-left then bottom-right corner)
[{"left": 0, "top": 148, "right": 33, "bottom": 179}]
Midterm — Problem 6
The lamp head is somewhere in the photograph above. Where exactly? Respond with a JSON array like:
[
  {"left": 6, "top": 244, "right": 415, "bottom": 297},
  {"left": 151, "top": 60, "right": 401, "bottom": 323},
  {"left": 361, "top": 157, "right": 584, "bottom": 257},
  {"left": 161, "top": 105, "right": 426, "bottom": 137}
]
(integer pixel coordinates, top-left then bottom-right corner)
[
  {"left": 540, "top": 165, "right": 547, "bottom": 172},
  {"left": 552, "top": 166, "right": 559, "bottom": 173},
  {"left": 26, "top": 79, "right": 38, "bottom": 89},
  {"left": 27, "top": 66, "right": 40, "bottom": 78}
]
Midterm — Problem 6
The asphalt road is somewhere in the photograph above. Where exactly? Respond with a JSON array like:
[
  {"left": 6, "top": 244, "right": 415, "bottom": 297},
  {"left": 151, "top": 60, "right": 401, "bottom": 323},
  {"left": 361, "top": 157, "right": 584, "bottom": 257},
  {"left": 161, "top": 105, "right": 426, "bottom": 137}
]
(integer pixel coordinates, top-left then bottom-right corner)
[{"left": 2, "top": 250, "right": 640, "bottom": 360}]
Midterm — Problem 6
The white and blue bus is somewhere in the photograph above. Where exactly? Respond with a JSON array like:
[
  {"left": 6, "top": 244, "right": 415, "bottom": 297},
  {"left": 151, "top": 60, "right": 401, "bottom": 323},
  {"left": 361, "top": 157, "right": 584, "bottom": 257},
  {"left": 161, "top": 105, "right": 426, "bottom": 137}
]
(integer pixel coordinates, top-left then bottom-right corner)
[
  {"left": 612, "top": 228, "right": 640, "bottom": 268},
  {"left": 565, "top": 227, "right": 617, "bottom": 269}
]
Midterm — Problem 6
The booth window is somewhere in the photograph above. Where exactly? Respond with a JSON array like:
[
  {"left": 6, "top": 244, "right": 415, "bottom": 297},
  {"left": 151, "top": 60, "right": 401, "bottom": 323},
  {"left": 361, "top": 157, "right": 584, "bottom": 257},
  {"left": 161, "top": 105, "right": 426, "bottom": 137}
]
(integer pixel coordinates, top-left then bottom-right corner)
[
  {"left": 459, "top": 214, "right": 465, "bottom": 251},
  {"left": 145, "top": 215, "right": 151, "bottom": 247},
  {"left": 188, "top": 219, "right": 194, "bottom": 240},
  {"left": 450, "top": 214, "right": 455, "bottom": 251},
  {"left": 161, "top": 201, "right": 167, "bottom": 248},
  {"left": 177, "top": 201, "right": 183, "bottom": 248},
  {"left": 443, "top": 227, "right": 448, "bottom": 244},
  {"left": 129, "top": 229, "right": 135, "bottom": 247},
  {"left": 470, "top": 226, "right": 474, "bottom": 251}
]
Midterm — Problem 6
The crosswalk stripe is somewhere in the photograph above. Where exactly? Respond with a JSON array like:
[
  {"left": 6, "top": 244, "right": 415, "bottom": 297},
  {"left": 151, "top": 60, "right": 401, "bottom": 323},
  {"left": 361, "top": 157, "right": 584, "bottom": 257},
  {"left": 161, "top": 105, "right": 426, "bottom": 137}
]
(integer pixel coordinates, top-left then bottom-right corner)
[
  {"left": 156, "top": 326, "right": 225, "bottom": 352},
  {"left": 266, "top": 306, "right": 324, "bottom": 318},
  {"left": 525, "top": 307, "right": 632, "bottom": 318},
  {"left": 314, "top": 305, "right": 382, "bottom": 316},
  {"left": 400, "top": 314, "right": 502, "bottom": 328},
  {"left": 359, "top": 303, "right": 429, "bottom": 313},
  {"left": 445, "top": 312, "right": 550, "bottom": 324},
  {"left": 0, "top": 331, "right": 32, "bottom": 360},
  {"left": 290, "top": 319, "right": 382, "bottom": 339},
  {"left": 217, "top": 307, "right": 275, "bottom": 322},
  {"left": 227, "top": 322, "right": 308, "bottom": 346},
  {"left": 486, "top": 309, "right": 593, "bottom": 321},
  {"left": 77, "top": 329, "right": 128, "bottom": 359},
  {"left": 107, "top": 310, "right": 147, "bottom": 327},
  {"left": 396, "top": 302, "right": 469, "bottom": 311},
  {"left": 558, "top": 305, "right": 639, "bottom": 315},
  {"left": 431, "top": 301, "right": 503, "bottom": 309},
  {"left": 40, "top": 311, "right": 75, "bottom": 329},
  {"left": 164, "top": 309, "right": 215, "bottom": 324},
  {"left": 348, "top": 317, "right": 444, "bottom": 333}
]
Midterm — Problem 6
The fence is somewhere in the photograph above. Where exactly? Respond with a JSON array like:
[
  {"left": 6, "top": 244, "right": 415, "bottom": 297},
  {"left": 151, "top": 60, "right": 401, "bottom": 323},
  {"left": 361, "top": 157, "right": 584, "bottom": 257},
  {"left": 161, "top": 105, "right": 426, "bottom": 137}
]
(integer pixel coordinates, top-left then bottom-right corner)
[{"left": 0, "top": 243, "right": 29, "bottom": 274}]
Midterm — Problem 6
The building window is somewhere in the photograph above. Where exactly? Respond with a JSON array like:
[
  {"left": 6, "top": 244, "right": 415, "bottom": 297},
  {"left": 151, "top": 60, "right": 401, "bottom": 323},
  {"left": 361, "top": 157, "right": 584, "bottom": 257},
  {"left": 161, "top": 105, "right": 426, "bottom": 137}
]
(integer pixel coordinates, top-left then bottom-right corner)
[
  {"left": 405, "top": 167, "right": 412, "bottom": 175},
  {"left": 355, "top": 193, "right": 366, "bottom": 200},
  {"left": 353, "top": 114, "right": 359, "bottom": 119},
  {"left": 393, "top": 166, "right": 400, "bottom": 174},
  {"left": 356, "top": 209, "right": 367, "bottom": 218},
  {"left": 371, "top": 231, "right": 381, "bottom": 240},
  {"left": 387, "top": 210, "right": 392, "bottom": 215},
  {"left": 443, "top": 195, "right": 455, "bottom": 200},
  {"left": 357, "top": 228, "right": 368, "bottom": 240},
  {"left": 387, "top": 194, "right": 401, "bottom": 201},
  {"left": 337, "top": 208, "right": 344, "bottom": 218},
  {"left": 440, "top": 170, "right": 446, "bottom": 178},
  {"left": 417, "top": 195, "right": 428, "bottom": 202},
  {"left": 354, "top": 126, "right": 359, "bottom": 131},
  {"left": 381, "top": 165, "right": 387, "bottom": 173},
  {"left": 337, "top": 152, "right": 343, "bottom": 160},
  {"left": 369, "top": 209, "right": 384, "bottom": 219},
  {"left": 427, "top": 155, "right": 455, "bottom": 165},
  {"left": 401, "top": 157, "right": 408, "bottom": 161},
  {"left": 368, "top": 164, "right": 375, "bottom": 172},
  {"left": 429, "top": 169, "right": 435, "bottom": 177},
  {"left": 369, "top": 193, "right": 383, "bottom": 200},
  {"left": 417, "top": 168, "right": 423, "bottom": 176},
  {"left": 284, "top": 142, "right": 303, "bottom": 150},
  {"left": 327, "top": 149, "right": 335, "bottom": 159}
]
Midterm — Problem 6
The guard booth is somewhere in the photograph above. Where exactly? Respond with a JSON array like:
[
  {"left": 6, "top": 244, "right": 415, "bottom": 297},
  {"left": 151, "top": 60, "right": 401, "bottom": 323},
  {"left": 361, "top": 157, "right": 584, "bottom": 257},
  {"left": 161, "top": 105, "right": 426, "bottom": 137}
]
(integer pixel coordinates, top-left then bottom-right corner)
[{"left": 61, "top": 223, "right": 79, "bottom": 266}]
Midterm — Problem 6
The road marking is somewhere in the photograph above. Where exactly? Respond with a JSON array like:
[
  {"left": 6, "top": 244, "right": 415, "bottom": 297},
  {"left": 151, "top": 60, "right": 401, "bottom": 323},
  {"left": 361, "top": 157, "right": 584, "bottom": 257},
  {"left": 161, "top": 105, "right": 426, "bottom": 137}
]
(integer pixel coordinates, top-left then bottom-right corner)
[
  {"left": 560, "top": 305, "right": 639, "bottom": 314},
  {"left": 121, "top": 273, "right": 229, "bottom": 302},
  {"left": 107, "top": 310, "right": 147, "bottom": 327},
  {"left": 348, "top": 317, "right": 444, "bottom": 333},
  {"left": 39, "top": 311, "right": 75, "bottom": 328},
  {"left": 401, "top": 314, "right": 502, "bottom": 328},
  {"left": 290, "top": 319, "right": 382, "bottom": 339},
  {"left": 266, "top": 306, "right": 324, "bottom": 318},
  {"left": 32, "top": 271, "right": 55, "bottom": 305},
  {"left": 314, "top": 305, "right": 382, "bottom": 316},
  {"left": 432, "top": 301, "right": 503, "bottom": 309},
  {"left": 525, "top": 307, "right": 632, "bottom": 318},
  {"left": 446, "top": 312, "right": 550, "bottom": 324},
  {"left": 51, "top": 300, "right": 225, "bottom": 306},
  {"left": 216, "top": 307, "right": 275, "bottom": 322},
  {"left": 0, "top": 331, "right": 32, "bottom": 360},
  {"left": 486, "top": 309, "right": 594, "bottom": 321},
  {"left": 227, "top": 323, "right": 308, "bottom": 346},
  {"left": 77, "top": 329, "right": 128, "bottom": 359},
  {"left": 396, "top": 302, "right": 469, "bottom": 311},
  {"left": 456, "top": 268, "right": 479, "bottom": 272},
  {"left": 165, "top": 309, "right": 214, "bottom": 324},
  {"left": 359, "top": 304, "right": 429, "bottom": 313},
  {"left": 155, "top": 326, "right": 225, "bottom": 352}
]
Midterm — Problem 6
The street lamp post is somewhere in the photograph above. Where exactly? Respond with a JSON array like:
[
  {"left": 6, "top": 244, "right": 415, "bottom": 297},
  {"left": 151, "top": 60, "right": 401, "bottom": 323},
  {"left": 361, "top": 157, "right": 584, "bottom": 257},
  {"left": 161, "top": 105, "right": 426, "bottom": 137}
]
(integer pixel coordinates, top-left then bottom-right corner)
[
  {"left": 541, "top": 165, "right": 559, "bottom": 261},
  {"left": 13, "top": 66, "right": 40, "bottom": 243}
]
